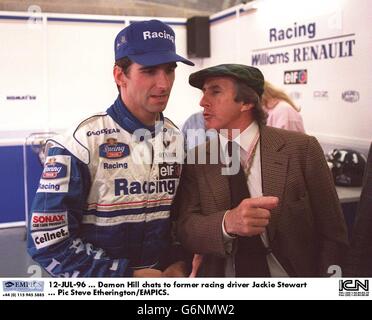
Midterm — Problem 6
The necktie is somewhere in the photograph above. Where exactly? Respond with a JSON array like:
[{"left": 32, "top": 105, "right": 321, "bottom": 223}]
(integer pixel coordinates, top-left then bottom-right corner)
[{"left": 227, "top": 141, "right": 270, "bottom": 277}]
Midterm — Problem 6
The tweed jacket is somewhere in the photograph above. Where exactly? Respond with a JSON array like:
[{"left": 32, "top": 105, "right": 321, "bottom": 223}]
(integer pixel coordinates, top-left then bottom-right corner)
[
  {"left": 174, "top": 125, "right": 349, "bottom": 277},
  {"left": 345, "top": 143, "right": 372, "bottom": 276}
]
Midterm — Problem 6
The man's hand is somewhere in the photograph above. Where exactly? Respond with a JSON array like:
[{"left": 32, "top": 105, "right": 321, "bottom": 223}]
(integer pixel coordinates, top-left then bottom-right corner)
[
  {"left": 133, "top": 268, "right": 163, "bottom": 277},
  {"left": 189, "top": 254, "right": 203, "bottom": 278},
  {"left": 163, "top": 261, "right": 188, "bottom": 277},
  {"left": 224, "top": 196, "right": 279, "bottom": 237}
]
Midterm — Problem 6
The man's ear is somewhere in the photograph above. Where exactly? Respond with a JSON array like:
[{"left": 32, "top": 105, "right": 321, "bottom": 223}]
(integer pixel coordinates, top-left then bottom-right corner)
[
  {"left": 241, "top": 103, "right": 254, "bottom": 112},
  {"left": 113, "top": 65, "right": 127, "bottom": 87}
]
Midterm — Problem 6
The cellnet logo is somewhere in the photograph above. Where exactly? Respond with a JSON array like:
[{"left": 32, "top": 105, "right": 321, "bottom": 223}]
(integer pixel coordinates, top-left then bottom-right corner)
[
  {"left": 2, "top": 280, "right": 44, "bottom": 292},
  {"left": 339, "top": 280, "right": 369, "bottom": 297}
]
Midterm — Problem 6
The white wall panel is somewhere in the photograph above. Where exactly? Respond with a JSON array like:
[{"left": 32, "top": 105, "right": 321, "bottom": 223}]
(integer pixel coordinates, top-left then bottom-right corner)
[
  {"left": 162, "top": 23, "right": 200, "bottom": 127},
  {"left": 46, "top": 21, "right": 122, "bottom": 130},
  {"left": 0, "top": 18, "right": 46, "bottom": 132},
  {"left": 0, "top": 13, "right": 197, "bottom": 136},
  {"left": 208, "top": 0, "right": 372, "bottom": 152}
]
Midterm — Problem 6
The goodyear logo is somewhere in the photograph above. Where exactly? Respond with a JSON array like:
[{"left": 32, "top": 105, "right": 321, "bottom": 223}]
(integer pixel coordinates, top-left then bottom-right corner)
[
  {"left": 42, "top": 158, "right": 67, "bottom": 179},
  {"left": 99, "top": 138, "right": 130, "bottom": 159},
  {"left": 86, "top": 128, "right": 120, "bottom": 137}
]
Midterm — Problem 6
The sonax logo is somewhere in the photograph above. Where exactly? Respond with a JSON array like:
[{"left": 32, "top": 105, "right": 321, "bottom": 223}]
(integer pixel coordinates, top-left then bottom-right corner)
[{"left": 31, "top": 212, "right": 68, "bottom": 230}]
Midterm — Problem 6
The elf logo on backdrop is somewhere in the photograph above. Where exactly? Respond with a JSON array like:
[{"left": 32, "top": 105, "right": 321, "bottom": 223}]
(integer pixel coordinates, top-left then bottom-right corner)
[
  {"left": 283, "top": 69, "right": 307, "bottom": 84},
  {"left": 342, "top": 90, "right": 360, "bottom": 103}
]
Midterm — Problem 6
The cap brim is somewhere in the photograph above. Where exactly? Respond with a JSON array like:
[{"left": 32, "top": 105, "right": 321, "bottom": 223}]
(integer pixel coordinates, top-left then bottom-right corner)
[
  {"left": 189, "top": 64, "right": 265, "bottom": 97},
  {"left": 189, "top": 69, "right": 230, "bottom": 89},
  {"left": 128, "top": 51, "right": 194, "bottom": 67}
]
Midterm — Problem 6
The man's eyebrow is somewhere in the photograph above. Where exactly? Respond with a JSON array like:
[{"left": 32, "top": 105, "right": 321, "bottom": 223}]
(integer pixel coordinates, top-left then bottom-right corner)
[
  {"left": 139, "top": 63, "right": 177, "bottom": 71},
  {"left": 139, "top": 65, "right": 156, "bottom": 71},
  {"left": 202, "top": 84, "right": 221, "bottom": 92}
]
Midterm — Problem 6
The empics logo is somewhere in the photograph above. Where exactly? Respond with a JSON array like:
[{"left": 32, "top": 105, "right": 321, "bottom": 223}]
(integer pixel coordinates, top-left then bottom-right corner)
[
  {"left": 3, "top": 280, "right": 44, "bottom": 292},
  {"left": 284, "top": 69, "right": 307, "bottom": 84},
  {"left": 339, "top": 280, "right": 369, "bottom": 297}
]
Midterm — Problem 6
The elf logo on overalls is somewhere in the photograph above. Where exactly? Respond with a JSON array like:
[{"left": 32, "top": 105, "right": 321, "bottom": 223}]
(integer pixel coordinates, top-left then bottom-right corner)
[{"left": 158, "top": 163, "right": 180, "bottom": 180}]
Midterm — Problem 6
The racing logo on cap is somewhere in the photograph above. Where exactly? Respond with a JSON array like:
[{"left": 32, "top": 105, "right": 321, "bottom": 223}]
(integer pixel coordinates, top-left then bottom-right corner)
[
  {"left": 42, "top": 157, "right": 67, "bottom": 179},
  {"left": 99, "top": 138, "right": 130, "bottom": 159}
]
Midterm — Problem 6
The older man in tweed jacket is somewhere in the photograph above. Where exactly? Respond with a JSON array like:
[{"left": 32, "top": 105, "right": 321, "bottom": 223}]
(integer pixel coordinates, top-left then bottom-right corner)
[{"left": 174, "top": 64, "right": 349, "bottom": 277}]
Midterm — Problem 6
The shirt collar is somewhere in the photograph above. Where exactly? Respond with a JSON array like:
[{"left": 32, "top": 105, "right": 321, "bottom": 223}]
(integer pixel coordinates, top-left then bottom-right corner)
[
  {"left": 219, "top": 121, "right": 259, "bottom": 153},
  {"left": 107, "top": 95, "right": 164, "bottom": 139}
]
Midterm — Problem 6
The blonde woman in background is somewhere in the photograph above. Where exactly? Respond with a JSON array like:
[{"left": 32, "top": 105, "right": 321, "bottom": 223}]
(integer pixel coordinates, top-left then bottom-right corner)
[{"left": 261, "top": 81, "right": 305, "bottom": 133}]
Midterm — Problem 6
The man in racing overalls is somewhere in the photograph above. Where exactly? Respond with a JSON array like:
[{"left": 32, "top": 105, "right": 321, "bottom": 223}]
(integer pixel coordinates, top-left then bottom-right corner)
[{"left": 27, "top": 19, "right": 194, "bottom": 277}]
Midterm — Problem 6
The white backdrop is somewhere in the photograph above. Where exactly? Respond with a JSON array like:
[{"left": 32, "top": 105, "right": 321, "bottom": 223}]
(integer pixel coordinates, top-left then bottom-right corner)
[
  {"left": 0, "top": 12, "right": 199, "bottom": 142},
  {"left": 205, "top": 0, "right": 372, "bottom": 152}
]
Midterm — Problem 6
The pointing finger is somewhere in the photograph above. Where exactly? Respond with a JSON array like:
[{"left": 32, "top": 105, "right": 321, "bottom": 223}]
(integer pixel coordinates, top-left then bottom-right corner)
[{"left": 242, "top": 196, "right": 279, "bottom": 210}]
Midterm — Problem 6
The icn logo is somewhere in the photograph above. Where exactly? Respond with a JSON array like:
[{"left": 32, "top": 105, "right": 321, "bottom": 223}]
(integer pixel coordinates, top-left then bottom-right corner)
[{"left": 339, "top": 280, "right": 369, "bottom": 297}]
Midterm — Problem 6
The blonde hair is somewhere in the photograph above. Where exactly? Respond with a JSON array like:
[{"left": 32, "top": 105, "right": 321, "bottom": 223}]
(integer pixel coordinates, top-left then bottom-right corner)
[{"left": 261, "top": 81, "right": 301, "bottom": 112}]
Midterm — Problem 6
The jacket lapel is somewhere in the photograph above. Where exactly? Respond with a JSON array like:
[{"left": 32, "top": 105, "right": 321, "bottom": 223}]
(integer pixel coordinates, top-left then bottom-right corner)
[
  {"left": 203, "top": 139, "right": 231, "bottom": 211},
  {"left": 260, "top": 126, "right": 288, "bottom": 241},
  {"left": 199, "top": 128, "right": 288, "bottom": 240}
]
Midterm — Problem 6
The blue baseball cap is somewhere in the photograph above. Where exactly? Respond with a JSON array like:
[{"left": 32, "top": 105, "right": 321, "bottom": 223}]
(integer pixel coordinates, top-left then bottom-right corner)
[{"left": 115, "top": 19, "right": 194, "bottom": 67}]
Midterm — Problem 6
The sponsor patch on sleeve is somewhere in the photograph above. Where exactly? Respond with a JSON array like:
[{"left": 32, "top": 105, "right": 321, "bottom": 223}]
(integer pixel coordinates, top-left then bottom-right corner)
[
  {"left": 37, "top": 155, "right": 71, "bottom": 193},
  {"left": 31, "top": 211, "right": 68, "bottom": 230},
  {"left": 31, "top": 226, "right": 69, "bottom": 249}
]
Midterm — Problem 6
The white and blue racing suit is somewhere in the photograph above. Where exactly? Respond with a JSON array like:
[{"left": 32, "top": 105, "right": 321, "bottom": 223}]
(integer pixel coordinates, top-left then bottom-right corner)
[{"left": 27, "top": 96, "right": 184, "bottom": 277}]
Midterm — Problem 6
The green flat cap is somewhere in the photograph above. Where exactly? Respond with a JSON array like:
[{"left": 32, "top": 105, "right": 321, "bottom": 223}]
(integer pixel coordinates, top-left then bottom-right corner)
[{"left": 189, "top": 63, "right": 264, "bottom": 97}]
